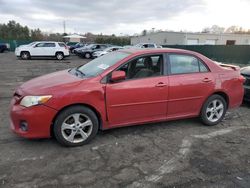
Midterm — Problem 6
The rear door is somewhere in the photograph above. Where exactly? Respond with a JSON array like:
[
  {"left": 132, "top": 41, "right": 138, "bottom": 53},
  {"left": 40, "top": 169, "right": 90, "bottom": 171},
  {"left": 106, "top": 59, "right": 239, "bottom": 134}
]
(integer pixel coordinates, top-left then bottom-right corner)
[
  {"left": 167, "top": 53, "right": 214, "bottom": 119},
  {"left": 105, "top": 54, "right": 168, "bottom": 127},
  {"left": 43, "top": 42, "right": 56, "bottom": 56}
]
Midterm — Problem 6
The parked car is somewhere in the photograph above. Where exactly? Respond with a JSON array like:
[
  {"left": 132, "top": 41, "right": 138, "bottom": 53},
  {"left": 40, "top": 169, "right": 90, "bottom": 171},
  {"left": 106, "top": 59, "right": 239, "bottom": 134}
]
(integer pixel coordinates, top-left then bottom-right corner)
[
  {"left": 76, "top": 44, "right": 110, "bottom": 58},
  {"left": 66, "top": 42, "right": 78, "bottom": 48},
  {"left": 92, "top": 46, "right": 124, "bottom": 58},
  {"left": 72, "top": 44, "right": 91, "bottom": 54},
  {"left": 241, "top": 66, "right": 250, "bottom": 101},
  {"left": 0, "top": 43, "right": 8, "bottom": 53},
  {"left": 133, "top": 43, "right": 158, "bottom": 48},
  {"left": 69, "top": 42, "right": 86, "bottom": 53},
  {"left": 15, "top": 41, "right": 70, "bottom": 60},
  {"left": 10, "top": 48, "right": 245, "bottom": 146}
]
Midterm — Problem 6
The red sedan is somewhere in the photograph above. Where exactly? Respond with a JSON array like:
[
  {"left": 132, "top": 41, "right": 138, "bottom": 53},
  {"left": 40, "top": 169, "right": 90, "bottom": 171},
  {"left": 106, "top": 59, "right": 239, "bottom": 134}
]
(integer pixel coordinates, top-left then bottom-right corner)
[{"left": 10, "top": 48, "right": 245, "bottom": 146}]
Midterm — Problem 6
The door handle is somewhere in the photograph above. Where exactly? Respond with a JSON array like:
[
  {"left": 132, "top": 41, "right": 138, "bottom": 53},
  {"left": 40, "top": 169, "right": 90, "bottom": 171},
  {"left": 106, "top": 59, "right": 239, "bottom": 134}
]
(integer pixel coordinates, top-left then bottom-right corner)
[
  {"left": 202, "top": 78, "right": 212, "bottom": 83},
  {"left": 155, "top": 82, "right": 167, "bottom": 87}
]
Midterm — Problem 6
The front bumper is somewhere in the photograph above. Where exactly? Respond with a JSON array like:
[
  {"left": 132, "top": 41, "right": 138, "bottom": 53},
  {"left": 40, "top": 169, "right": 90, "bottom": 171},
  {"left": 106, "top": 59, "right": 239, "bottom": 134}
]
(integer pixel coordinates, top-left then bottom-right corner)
[{"left": 10, "top": 98, "right": 58, "bottom": 139}]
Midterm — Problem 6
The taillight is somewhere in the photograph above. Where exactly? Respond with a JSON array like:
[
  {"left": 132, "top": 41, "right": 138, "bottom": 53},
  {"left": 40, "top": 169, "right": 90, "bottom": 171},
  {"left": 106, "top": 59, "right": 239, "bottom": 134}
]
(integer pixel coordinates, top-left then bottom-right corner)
[{"left": 239, "top": 75, "right": 246, "bottom": 83}]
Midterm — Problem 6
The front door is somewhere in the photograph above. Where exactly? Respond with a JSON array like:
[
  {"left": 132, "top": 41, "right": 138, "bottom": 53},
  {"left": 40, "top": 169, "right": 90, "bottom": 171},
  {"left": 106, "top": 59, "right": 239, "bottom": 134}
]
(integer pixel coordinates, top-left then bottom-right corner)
[
  {"left": 105, "top": 54, "right": 168, "bottom": 127},
  {"left": 31, "top": 42, "right": 46, "bottom": 56}
]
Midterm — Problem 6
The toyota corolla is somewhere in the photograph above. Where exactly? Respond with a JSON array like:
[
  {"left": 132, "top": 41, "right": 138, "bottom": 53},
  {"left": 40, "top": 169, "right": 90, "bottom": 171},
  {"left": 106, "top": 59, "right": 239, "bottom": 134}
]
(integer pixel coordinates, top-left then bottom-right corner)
[{"left": 10, "top": 49, "right": 245, "bottom": 146}]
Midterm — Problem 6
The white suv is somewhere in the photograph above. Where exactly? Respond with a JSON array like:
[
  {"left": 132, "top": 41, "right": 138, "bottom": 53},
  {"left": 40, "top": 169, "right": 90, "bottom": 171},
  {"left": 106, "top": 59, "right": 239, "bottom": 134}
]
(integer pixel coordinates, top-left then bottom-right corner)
[{"left": 15, "top": 41, "right": 70, "bottom": 60}]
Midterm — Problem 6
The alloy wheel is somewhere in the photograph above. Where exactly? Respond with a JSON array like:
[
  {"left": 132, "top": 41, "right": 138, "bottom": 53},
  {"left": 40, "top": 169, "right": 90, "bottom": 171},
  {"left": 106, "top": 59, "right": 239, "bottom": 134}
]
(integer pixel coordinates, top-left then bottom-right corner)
[
  {"left": 61, "top": 113, "right": 93, "bottom": 143},
  {"left": 206, "top": 99, "right": 224, "bottom": 123},
  {"left": 57, "top": 53, "right": 63, "bottom": 60}
]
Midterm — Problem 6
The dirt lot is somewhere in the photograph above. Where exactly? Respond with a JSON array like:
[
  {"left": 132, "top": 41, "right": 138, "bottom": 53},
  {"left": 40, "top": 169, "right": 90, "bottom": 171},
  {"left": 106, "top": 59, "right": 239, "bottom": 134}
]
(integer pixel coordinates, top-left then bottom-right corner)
[{"left": 0, "top": 52, "right": 250, "bottom": 188}]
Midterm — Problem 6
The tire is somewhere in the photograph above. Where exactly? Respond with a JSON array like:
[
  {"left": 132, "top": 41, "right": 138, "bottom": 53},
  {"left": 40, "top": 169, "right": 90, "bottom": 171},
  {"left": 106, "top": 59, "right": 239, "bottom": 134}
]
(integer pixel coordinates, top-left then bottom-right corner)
[
  {"left": 56, "top": 52, "right": 64, "bottom": 60},
  {"left": 85, "top": 52, "right": 91, "bottom": 59},
  {"left": 20, "top": 51, "right": 30, "bottom": 60},
  {"left": 200, "top": 94, "right": 227, "bottom": 126},
  {"left": 53, "top": 106, "right": 99, "bottom": 147}
]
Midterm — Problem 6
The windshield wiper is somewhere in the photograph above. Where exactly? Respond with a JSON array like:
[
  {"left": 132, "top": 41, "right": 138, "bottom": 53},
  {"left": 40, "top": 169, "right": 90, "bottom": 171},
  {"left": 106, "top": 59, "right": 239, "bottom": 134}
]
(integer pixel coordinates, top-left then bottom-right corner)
[{"left": 75, "top": 67, "right": 85, "bottom": 76}]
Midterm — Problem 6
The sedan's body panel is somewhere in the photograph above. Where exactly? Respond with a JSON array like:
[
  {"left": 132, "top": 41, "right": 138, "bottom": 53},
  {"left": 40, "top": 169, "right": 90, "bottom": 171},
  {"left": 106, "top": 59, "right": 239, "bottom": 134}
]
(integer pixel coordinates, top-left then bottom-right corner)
[{"left": 10, "top": 48, "right": 244, "bottom": 138}]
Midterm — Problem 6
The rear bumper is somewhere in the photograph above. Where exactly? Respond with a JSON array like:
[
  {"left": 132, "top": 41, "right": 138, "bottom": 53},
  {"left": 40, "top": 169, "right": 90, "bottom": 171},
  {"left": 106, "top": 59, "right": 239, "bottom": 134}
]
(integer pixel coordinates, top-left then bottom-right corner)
[
  {"left": 243, "top": 86, "right": 250, "bottom": 101},
  {"left": 10, "top": 98, "right": 58, "bottom": 139}
]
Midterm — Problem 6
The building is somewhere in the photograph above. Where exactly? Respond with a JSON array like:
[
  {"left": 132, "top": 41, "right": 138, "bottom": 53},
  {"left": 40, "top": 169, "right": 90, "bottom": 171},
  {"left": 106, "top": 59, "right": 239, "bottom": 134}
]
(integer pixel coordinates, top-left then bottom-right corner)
[
  {"left": 131, "top": 31, "right": 250, "bottom": 46},
  {"left": 63, "top": 34, "right": 86, "bottom": 43}
]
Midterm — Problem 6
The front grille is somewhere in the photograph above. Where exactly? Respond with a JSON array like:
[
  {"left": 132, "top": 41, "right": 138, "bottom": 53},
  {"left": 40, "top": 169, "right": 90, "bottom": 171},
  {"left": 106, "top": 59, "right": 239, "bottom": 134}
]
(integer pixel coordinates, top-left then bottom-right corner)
[
  {"left": 13, "top": 92, "right": 22, "bottom": 99},
  {"left": 13, "top": 90, "right": 23, "bottom": 104}
]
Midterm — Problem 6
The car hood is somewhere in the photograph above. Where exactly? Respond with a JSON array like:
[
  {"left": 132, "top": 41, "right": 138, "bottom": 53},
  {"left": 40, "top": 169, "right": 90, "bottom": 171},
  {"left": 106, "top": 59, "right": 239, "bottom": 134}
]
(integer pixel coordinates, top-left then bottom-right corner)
[
  {"left": 17, "top": 44, "right": 30, "bottom": 48},
  {"left": 241, "top": 66, "right": 250, "bottom": 75},
  {"left": 19, "top": 69, "right": 83, "bottom": 95}
]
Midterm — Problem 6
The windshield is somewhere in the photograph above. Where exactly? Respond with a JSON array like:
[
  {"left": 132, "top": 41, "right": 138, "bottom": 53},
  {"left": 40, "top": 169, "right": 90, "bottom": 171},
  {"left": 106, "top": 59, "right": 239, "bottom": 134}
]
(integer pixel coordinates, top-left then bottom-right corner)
[
  {"left": 28, "top": 42, "right": 36, "bottom": 46},
  {"left": 77, "top": 51, "right": 130, "bottom": 77},
  {"left": 85, "top": 44, "right": 95, "bottom": 49}
]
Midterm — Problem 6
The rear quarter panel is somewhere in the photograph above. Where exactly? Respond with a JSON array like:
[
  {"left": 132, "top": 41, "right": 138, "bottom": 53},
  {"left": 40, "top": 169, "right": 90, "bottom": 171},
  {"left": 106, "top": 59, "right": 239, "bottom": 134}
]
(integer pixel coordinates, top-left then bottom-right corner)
[{"left": 219, "top": 70, "right": 244, "bottom": 108}]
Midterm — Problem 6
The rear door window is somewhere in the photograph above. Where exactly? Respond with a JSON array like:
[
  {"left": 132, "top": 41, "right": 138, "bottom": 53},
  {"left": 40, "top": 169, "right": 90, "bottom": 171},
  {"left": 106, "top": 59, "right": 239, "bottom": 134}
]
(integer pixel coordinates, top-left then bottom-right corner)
[
  {"left": 169, "top": 54, "right": 208, "bottom": 74},
  {"left": 44, "top": 43, "right": 56, "bottom": 47}
]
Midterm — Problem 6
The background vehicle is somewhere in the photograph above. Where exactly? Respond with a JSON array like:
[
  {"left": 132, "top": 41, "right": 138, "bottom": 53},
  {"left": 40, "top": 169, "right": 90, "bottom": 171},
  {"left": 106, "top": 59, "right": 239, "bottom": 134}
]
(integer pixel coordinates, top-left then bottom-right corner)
[
  {"left": 133, "top": 43, "right": 158, "bottom": 48},
  {"left": 76, "top": 44, "right": 110, "bottom": 58},
  {"left": 241, "top": 66, "right": 250, "bottom": 101},
  {"left": 15, "top": 41, "right": 70, "bottom": 60},
  {"left": 10, "top": 49, "right": 245, "bottom": 146},
  {"left": 69, "top": 42, "right": 86, "bottom": 53},
  {"left": 92, "top": 46, "right": 124, "bottom": 58},
  {"left": 0, "top": 43, "right": 8, "bottom": 53}
]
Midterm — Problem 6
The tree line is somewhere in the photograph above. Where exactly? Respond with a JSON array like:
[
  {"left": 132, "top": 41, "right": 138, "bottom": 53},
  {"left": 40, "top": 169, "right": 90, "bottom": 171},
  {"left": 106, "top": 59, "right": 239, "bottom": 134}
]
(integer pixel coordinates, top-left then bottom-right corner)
[{"left": 0, "top": 20, "right": 130, "bottom": 46}]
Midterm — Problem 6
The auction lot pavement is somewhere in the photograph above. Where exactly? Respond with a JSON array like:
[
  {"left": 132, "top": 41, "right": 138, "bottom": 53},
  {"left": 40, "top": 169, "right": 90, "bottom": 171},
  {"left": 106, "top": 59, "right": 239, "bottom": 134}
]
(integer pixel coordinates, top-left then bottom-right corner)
[{"left": 0, "top": 52, "right": 250, "bottom": 188}]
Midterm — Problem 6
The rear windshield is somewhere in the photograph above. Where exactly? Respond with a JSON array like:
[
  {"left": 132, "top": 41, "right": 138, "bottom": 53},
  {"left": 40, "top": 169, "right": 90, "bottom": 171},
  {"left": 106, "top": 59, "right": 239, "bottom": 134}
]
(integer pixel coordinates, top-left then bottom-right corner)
[
  {"left": 77, "top": 51, "right": 130, "bottom": 77},
  {"left": 59, "top": 43, "right": 66, "bottom": 47}
]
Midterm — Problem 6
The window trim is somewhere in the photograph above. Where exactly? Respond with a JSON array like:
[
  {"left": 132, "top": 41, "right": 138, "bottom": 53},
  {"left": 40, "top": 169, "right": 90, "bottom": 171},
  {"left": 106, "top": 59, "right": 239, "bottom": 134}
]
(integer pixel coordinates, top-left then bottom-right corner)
[
  {"left": 107, "top": 53, "right": 167, "bottom": 83},
  {"left": 35, "top": 43, "right": 45, "bottom": 47},
  {"left": 166, "top": 52, "right": 210, "bottom": 76}
]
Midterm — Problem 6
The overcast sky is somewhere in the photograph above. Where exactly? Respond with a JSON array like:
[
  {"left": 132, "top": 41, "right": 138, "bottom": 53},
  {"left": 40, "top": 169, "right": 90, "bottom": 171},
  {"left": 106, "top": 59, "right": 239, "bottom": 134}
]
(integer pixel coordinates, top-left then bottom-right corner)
[{"left": 1, "top": 0, "right": 250, "bottom": 35}]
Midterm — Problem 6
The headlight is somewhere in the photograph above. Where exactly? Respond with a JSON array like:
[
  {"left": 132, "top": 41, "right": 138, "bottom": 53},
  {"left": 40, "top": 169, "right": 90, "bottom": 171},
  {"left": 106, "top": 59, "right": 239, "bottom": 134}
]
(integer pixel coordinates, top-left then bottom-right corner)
[{"left": 20, "top": 95, "right": 52, "bottom": 107}]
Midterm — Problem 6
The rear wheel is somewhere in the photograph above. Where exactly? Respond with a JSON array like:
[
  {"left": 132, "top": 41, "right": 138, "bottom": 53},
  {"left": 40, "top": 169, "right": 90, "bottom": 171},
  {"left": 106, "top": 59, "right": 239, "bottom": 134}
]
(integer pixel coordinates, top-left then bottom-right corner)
[
  {"left": 53, "top": 106, "right": 99, "bottom": 147},
  {"left": 56, "top": 52, "right": 64, "bottom": 60},
  {"left": 85, "top": 52, "right": 91, "bottom": 59},
  {"left": 20, "top": 51, "right": 30, "bottom": 60},
  {"left": 200, "top": 94, "right": 227, "bottom": 126}
]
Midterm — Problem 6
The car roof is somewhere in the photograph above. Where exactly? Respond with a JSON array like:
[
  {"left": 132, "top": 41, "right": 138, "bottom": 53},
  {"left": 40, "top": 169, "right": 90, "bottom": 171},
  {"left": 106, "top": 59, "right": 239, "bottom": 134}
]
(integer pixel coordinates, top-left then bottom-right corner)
[{"left": 119, "top": 48, "right": 200, "bottom": 56}]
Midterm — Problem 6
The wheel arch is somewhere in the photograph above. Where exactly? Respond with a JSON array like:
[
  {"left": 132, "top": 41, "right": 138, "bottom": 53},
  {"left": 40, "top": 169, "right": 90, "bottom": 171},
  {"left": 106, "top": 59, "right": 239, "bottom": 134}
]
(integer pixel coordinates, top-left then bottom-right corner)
[
  {"left": 55, "top": 51, "right": 64, "bottom": 56},
  {"left": 212, "top": 91, "right": 229, "bottom": 109},
  {"left": 202, "top": 91, "right": 229, "bottom": 111},
  {"left": 50, "top": 103, "right": 103, "bottom": 137},
  {"left": 20, "top": 50, "right": 30, "bottom": 55}
]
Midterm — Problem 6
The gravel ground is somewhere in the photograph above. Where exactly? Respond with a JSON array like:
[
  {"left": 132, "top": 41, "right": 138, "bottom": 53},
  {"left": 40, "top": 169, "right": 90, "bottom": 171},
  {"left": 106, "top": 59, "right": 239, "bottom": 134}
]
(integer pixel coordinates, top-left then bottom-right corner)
[{"left": 0, "top": 52, "right": 250, "bottom": 188}]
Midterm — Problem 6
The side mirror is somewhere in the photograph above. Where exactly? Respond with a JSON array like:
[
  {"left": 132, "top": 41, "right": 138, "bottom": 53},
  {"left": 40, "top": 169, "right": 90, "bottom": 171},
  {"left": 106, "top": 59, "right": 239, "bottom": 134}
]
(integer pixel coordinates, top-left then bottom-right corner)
[{"left": 111, "top": 71, "right": 126, "bottom": 82}]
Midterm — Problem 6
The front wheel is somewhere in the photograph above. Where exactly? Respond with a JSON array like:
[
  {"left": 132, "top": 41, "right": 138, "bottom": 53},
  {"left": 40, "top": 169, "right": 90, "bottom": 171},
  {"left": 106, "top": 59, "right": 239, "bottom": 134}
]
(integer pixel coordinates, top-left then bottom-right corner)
[
  {"left": 20, "top": 51, "right": 30, "bottom": 60},
  {"left": 53, "top": 106, "right": 99, "bottom": 147},
  {"left": 200, "top": 94, "right": 227, "bottom": 126}
]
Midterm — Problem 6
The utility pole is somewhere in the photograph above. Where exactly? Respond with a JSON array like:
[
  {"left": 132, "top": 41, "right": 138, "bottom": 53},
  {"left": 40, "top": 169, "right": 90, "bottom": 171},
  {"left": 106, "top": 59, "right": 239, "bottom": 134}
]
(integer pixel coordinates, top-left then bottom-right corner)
[{"left": 63, "top": 20, "right": 66, "bottom": 34}]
